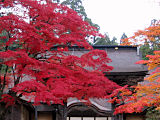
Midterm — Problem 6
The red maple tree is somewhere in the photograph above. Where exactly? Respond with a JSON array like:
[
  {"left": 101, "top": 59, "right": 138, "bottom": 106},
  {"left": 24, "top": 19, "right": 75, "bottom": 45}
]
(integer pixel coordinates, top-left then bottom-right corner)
[{"left": 0, "top": 0, "right": 119, "bottom": 112}]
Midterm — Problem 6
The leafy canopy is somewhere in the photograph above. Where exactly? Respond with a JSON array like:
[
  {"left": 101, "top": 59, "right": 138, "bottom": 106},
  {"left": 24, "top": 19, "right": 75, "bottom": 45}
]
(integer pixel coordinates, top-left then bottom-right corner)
[{"left": 0, "top": 0, "right": 119, "bottom": 106}]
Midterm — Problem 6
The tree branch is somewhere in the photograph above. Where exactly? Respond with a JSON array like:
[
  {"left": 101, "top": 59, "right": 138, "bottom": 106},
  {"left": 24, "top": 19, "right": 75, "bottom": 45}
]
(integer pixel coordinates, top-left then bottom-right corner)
[{"left": 2, "top": 66, "right": 8, "bottom": 91}]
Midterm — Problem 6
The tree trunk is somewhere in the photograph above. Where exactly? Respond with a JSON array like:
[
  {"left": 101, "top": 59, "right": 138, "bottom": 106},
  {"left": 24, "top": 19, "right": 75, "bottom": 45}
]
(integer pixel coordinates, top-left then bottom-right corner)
[
  {"left": 0, "top": 103, "right": 11, "bottom": 120},
  {"left": 57, "top": 103, "right": 67, "bottom": 120}
]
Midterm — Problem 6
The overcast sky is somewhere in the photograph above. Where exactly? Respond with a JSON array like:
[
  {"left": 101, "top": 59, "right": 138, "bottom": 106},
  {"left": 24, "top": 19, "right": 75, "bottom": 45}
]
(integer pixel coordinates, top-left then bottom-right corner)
[{"left": 83, "top": 0, "right": 160, "bottom": 40}]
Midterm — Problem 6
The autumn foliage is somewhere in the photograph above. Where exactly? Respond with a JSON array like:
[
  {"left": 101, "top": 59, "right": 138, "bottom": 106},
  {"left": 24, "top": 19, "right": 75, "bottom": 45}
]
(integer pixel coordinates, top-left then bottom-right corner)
[
  {"left": 110, "top": 19, "right": 160, "bottom": 114},
  {"left": 121, "top": 20, "right": 160, "bottom": 46},
  {"left": 110, "top": 50, "right": 160, "bottom": 114},
  {"left": 0, "top": 0, "right": 119, "bottom": 106}
]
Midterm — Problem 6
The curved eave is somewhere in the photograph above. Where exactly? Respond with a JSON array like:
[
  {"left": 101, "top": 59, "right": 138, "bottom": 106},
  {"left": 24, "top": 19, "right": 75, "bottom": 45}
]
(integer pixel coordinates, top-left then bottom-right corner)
[{"left": 67, "top": 102, "right": 112, "bottom": 117}]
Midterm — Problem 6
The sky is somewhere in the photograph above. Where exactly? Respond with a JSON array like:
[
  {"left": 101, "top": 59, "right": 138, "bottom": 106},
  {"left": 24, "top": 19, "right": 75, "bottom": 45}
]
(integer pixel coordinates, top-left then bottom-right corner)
[{"left": 83, "top": 0, "right": 160, "bottom": 40}]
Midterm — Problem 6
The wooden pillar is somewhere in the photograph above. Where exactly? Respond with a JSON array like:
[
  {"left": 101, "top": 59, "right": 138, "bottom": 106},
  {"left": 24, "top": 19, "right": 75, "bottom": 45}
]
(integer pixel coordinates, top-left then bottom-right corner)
[
  {"left": 35, "top": 106, "right": 38, "bottom": 120},
  {"left": 56, "top": 103, "right": 67, "bottom": 120}
]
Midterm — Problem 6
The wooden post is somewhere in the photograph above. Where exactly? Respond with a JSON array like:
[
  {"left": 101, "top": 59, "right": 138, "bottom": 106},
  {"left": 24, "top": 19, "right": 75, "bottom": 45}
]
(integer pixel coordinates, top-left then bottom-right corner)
[
  {"left": 57, "top": 103, "right": 67, "bottom": 120},
  {"left": 35, "top": 106, "right": 38, "bottom": 120}
]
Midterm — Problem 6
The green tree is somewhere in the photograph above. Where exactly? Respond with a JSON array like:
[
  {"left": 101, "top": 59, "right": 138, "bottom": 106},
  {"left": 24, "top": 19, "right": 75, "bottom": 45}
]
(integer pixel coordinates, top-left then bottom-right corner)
[
  {"left": 112, "top": 36, "right": 118, "bottom": 45},
  {"left": 94, "top": 33, "right": 118, "bottom": 45},
  {"left": 120, "top": 32, "right": 128, "bottom": 44},
  {"left": 62, "top": 0, "right": 100, "bottom": 30},
  {"left": 61, "top": 0, "right": 86, "bottom": 16},
  {"left": 140, "top": 19, "right": 160, "bottom": 59},
  {"left": 145, "top": 107, "right": 160, "bottom": 120}
]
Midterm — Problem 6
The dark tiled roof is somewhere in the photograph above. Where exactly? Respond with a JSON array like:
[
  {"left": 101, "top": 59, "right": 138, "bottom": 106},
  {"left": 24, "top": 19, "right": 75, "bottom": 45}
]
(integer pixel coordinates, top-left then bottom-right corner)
[{"left": 68, "top": 46, "right": 147, "bottom": 73}]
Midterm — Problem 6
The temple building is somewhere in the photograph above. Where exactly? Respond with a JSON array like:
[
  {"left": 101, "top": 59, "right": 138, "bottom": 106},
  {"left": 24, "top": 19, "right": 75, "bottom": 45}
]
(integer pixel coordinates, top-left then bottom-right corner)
[
  {"left": 66, "top": 45, "right": 147, "bottom": 120},
  {"left": 2, "top": 46, "right": 148, "bottom": 120}
]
